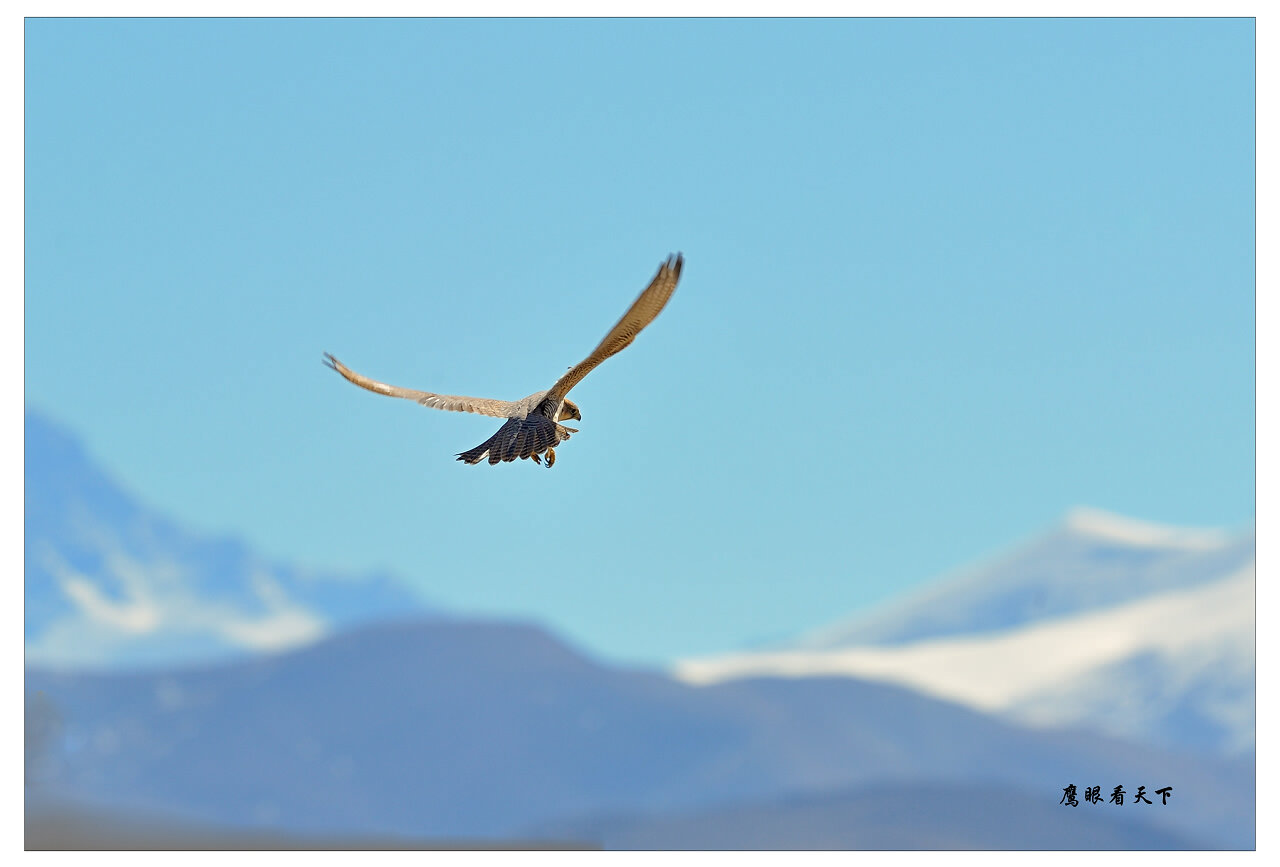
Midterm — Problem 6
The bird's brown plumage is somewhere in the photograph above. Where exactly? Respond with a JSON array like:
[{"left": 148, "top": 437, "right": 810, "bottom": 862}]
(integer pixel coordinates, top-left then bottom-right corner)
[
  {"left": 543, "top": 253, "right": 683, "bottom": 407},
  {"left": 322, "top": 355, "right": 522, "bottom": 418},
  {"left": 323, "top": 253, "right": 683, "bottom": 467}
]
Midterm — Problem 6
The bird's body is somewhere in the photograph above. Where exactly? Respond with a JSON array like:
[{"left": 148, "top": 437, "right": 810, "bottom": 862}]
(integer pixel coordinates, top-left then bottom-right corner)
[{"left": 324, "top": 253, "right": 683, "bottom": 467}]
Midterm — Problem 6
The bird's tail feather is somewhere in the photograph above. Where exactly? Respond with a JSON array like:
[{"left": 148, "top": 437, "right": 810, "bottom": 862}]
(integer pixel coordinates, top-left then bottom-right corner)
[{"left": 456, "top": 416, "right": 572, "bottom": 466}]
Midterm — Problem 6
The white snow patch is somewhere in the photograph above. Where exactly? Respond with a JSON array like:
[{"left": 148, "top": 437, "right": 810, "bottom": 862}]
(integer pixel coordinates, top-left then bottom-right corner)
[
  {"left": 673, "top": 563, "right": 1255, "bottom": 715},
  {"left": 1064, "top": 507, "right": 1231, "bottom": 551},
  {"left": 214, "top": 608, "right": 326, "bottom": 651},
  {"left": 28, "top": 539, "right": 327, "bottom": 665},
  {"left": 39, "top": 544, "right": 160, "bottom": 634}
]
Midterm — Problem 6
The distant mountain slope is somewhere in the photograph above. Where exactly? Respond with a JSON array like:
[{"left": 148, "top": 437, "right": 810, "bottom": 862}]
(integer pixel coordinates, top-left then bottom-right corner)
[
  {"left": 677, "top": 510, "right": 1255, "bottom": 758},
  {"left": 796, "top": 508, "right": 1254, "bottom": 649},
  {"left": 25, "top": 409, "right": 432, "bottom": 668},
  {"left": 677, "top": 564, "right": 1254, "bottom": 757},
  {"left": 27, "top": 619, "right": 1254, "bottom": 848},
  {"left": 25, "top": 801, "right": 595, "bottom": 850},
  {"left": 531, "top": 783, "right": 1208, "bottom": 850}
]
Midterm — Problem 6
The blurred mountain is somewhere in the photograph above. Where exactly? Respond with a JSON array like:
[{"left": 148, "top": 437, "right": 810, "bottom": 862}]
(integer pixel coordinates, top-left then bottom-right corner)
[
  {"left": 796, "top": 507, "right": 1254, "bottom": 648},
  {"left": 25, "top": 409, "right": 433, "bottom": 669},
  {"left": 530, "top": 782, "right": 1206, "bottom": 850},
  {"left": 676, "top": 511, "right": 1255, "bottom": 759},
  {"left": 25, "top": 801, "right": 595, "bottom": 850},
  {"left": 27, "top": 619, "right": 1253, "bottom": 849}
]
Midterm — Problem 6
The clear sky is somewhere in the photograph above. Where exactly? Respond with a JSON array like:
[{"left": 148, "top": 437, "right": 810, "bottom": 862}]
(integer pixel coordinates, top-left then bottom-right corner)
[{"left": 24, "top": 18, "right": 1255, "bottom": 665}]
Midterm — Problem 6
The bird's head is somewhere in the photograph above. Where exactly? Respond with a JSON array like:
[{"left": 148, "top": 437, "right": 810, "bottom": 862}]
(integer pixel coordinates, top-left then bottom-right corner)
[{"left": 557, "top": 399, "right": 582, "bottom": 422}]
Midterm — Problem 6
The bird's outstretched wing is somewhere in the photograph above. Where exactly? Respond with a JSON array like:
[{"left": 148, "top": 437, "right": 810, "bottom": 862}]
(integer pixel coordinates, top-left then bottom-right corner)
[
  {"left": 323, "top": 353, "right": 520, "bottom": 418},
  {"left": 543, "top": 253, "right": 683, "bottom": 406}
]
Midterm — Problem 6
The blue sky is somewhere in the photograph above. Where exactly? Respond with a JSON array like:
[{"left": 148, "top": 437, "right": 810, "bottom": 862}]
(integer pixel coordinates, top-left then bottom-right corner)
[{"left": 24, "top": 18, "right": 1255, "bottom": 664}]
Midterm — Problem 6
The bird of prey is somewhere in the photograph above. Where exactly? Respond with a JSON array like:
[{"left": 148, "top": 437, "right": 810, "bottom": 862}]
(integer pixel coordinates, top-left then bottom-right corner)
[{"left": 323, "top": 253, "right": 683, "bottom": 468}]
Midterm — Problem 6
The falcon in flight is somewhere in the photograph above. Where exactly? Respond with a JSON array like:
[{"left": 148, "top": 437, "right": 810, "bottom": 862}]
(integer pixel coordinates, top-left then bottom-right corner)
[{"left": 323, "top": 253, "right": 683, "bottom": 468}]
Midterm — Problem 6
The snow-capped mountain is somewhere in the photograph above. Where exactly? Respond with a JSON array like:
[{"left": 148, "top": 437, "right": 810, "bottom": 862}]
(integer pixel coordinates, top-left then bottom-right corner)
[
  {"left": 675, "top": 510, "right": 1255, "bottom": 757},
  {"left": 797, "top": 507, "right": 1254, "bottom": 648},
  {"left": 24, "top": 409, "right": 433, "bottom": 669}
]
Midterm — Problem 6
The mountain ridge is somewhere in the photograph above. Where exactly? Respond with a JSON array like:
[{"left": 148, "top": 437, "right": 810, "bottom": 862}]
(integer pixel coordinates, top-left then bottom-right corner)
[
  {"left": 792, "top": 507, "right": 1254, "bottom": 650},
  {"left": 675, "top": 510, "right": 1255, "bottom": 758},
  {"left": 25, "top": 408, "right": 434, "bottom": 669}
]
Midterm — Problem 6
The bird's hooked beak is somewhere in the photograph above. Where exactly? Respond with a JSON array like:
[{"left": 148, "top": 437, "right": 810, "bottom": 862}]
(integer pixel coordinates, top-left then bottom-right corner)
[{"left": 558, "top": 400, "right": 582, "bottom": 422}]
